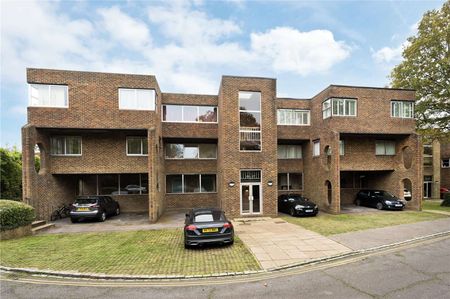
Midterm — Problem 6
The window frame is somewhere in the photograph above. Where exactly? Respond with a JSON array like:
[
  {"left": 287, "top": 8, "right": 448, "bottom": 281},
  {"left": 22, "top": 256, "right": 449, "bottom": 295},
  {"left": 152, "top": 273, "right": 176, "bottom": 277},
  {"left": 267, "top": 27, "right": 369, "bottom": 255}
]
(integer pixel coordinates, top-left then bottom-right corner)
[
  {"left": 165, "top": 143, "right": 217, "bottom": 160},
  {"left": 339, "top": 140, "right": 345, "bottom": 156},
  {"left": 126, "top": 136, "right": 148, "bottom": 156},
  {"left": 390, "top": 100, "right": 414, "bottom": 118},
  {"left": 118, "top": 88, "right": 156, "bottom": 111},
  {"left": 239, "top": 91, "right": 262, "bottom": 152},
  {"left": 277, "top": 144, "right": 302, "bottom": 159},
  {"left": 162, "top": 105, "right": 218, "bottom": 123},
  {"left": 165, "top": 174, "right": 217, "bottom": 194},
  {"left": 278, "top": 173, "right": 303, "bottom": 191},
  {"left": 313, "top": 140, "right": 320, "bottom": 157},
  {"left": 442, "top": 158, "right": 450, "bottom": 168},
  {"left": 277, "top": 109, "right": 310, "bottom": 126},
  {"left": 322, "top": 97, "right": 357, "bottom": 119},
  {"left": 50, "top": 136, "right": 82, "bottom": 156},
  {"left": 375, "top": 140, "right": 396, "bottom": 156},
  {"left": 29, "top": 84, "right": 69, "bottom": 108}
]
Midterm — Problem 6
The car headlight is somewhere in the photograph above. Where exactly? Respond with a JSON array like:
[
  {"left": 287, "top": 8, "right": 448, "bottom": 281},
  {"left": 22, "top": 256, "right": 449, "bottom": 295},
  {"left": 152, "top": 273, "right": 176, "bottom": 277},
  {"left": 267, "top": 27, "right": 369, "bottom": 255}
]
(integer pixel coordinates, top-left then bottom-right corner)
[
  {"left": 295, "top": 205, "right": 305, "bottom": 210},
  {"left": 385, "top": 200, "right": 392, "bottom": 204},
  {"left": 314, "top": 205, "right": 318, "bottom": 209}
]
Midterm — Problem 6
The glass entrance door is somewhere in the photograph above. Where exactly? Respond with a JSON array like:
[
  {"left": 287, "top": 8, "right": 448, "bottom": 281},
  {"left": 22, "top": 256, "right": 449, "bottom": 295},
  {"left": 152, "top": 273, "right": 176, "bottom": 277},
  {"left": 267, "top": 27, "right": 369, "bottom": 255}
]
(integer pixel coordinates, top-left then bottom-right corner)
[{"left": 241, "top": 183, "right": 261, "bottom": 215}]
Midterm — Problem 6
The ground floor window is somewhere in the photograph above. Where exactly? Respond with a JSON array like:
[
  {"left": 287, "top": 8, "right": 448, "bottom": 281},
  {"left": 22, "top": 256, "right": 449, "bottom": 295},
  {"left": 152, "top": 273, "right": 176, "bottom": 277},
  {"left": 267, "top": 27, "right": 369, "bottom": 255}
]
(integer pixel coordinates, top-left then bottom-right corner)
[
  {"left": 278, "top": 173, "right": 303, "bottom": 191},
  {"left": 79, "top": 174, "right": 148, "bottom": 196},
  {"left": 166, "top": 174, "right": 216, "bottom": 194}
]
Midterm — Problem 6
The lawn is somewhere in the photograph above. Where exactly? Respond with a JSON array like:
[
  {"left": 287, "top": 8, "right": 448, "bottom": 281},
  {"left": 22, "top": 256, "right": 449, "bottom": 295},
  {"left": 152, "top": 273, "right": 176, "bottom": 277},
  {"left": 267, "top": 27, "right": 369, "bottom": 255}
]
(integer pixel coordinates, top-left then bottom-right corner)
[
  {"left": 0, "top": 229, "right": 260, "bottom": 276},
  {"left": 422, "top": 200, "right": 450, "bottom": 212},
  {"left": 282, "top": 211, "right": 447, "bottom": 236}
]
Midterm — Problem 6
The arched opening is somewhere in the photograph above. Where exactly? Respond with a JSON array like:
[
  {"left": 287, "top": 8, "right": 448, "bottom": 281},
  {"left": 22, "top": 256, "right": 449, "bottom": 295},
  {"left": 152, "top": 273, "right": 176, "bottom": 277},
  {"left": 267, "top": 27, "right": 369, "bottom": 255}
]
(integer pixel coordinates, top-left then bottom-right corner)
[
  {"left": 402, "top": 146, "right": 413, "bottom": 169},
  {"left": 34, "top": 144, "right": 41, "bottom": 173},
  {"left": 325, "top": 180, "right": 332, "bottom": 205},
  {"left": 402, "top": 178, "right": 412, "bottom": 201},
  {"left": 324, "top": 145, "right": 331, "bottom": 170}
]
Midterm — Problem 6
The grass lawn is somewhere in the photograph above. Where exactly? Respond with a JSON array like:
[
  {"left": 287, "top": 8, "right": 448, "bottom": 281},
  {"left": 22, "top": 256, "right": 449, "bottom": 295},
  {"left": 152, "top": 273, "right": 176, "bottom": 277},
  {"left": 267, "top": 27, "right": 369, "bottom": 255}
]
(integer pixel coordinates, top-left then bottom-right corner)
[
  {"left": 0, "top": 229, "right": 260, "bottom": 276},
  {"left": 282, "top": 211, "right": 447, "bottom": 236},
  {"left": 422, "top": 200, "right": 450, "bottom": 212}
]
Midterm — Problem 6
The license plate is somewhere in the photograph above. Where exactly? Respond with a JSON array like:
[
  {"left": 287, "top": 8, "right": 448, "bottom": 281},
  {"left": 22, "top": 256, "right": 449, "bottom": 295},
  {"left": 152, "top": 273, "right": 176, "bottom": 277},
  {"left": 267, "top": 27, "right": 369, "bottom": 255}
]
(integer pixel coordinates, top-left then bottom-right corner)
[
  {"left": 202, "top": 228, "right": 219, "bottom": 233},
  {"left": 395, "top": 204, "right": 403, "bottom": 207},
  {"left": 305, "top": 209, "right": 313, "bottom": 212},
  {"left": 77, "top": 208, "right": 89, "bottom": 211}
]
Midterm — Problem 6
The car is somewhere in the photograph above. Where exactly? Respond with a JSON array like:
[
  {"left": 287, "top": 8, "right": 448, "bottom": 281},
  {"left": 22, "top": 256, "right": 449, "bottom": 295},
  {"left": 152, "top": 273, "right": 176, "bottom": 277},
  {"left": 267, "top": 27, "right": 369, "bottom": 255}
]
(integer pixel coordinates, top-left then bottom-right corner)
[
  {"left": 441, "top": 187, "right": 449, "bottom": 199},
  {"left": 403, "top": 189, "right": 412, "bottom": 201},
  {"left": 124, "top": 185, "right": 147, "bottom": 194},
  {"left": 70, "top": 196, "right": 120, "bottom": 223},
  {"left": 278, "top": 194, "right": 319, "bottom": 216},
  {"left": 355, "top": 190, "right": 405, "bottom": 210},
  {"left": 184, "top": 208, "right": 234, "bottom": 248}
]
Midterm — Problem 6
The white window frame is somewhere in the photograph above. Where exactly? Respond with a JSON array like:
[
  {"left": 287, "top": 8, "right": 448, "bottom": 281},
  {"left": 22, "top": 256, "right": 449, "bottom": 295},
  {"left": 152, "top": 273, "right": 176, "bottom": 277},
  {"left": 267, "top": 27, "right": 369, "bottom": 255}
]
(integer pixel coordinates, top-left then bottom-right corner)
[
  {"left": 50, "top": 136, "right": 82, "bottom": 156},
  {"left": 278, "top": 173, "right": 303, "bottom": 191},
  {"left": 375, "top": 140, "right": 396, "bottom": 156},
  {"left": 339, "top": 140, "right": 345, "bottom": 156},
  {"left": 119, "top": 88, "right": 156, "bottom": 111},
  {"left": 165, "top": 143, "right": 217, "bottom": 160},
  {"left": 165, "top": 174, "right": 217, "bottom": 194},
  {"left": 391, "top": 100, "right": 414, "bottom": 118},
  {"left": 277, "top": 109, "right": 310, "bottom": 126},
  {"left": 29, "top": 84, "right": 69, "bottom": 108},
  {"left": 323, "top": 98, "right": 357, "bottom": 119},
  {"left": 239, "top": 91, "right": 262, "bottom": 152},
  {"left": 313, "top": 140, "right": 320, "bottom": 157},
  {"left": 162, "top": 105, "right": 218, "bottom": 123},
  {"left": 277, "top": 145, "right": 302, "bottom": 159},
  {"left": 126, "top": 137, "right": 148, "bottom": 156},
  {"left": 442, "top": 158, "right": 450, "bottom": 168}
]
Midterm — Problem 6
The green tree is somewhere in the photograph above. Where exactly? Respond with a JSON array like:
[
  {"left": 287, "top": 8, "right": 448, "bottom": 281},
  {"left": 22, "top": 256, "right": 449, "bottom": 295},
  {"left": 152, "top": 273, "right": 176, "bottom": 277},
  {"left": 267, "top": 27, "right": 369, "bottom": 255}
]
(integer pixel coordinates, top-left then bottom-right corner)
[
  {"left": 0, "top": 147, "right": 22, "bottom": 200},
  {"left": 390, "top": 1, "right": 450, "bottom": 142}
]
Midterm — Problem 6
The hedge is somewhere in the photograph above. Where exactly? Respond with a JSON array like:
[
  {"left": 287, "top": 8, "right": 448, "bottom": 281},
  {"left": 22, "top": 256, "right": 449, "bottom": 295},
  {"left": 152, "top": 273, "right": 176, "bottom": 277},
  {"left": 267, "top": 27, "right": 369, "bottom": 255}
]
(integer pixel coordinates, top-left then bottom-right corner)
[
  {"left": 0, "top": 200, "right": 35, "bottom": 231},
  {"left": 442, "top": 193, "right": 450, "bottom": 207}
]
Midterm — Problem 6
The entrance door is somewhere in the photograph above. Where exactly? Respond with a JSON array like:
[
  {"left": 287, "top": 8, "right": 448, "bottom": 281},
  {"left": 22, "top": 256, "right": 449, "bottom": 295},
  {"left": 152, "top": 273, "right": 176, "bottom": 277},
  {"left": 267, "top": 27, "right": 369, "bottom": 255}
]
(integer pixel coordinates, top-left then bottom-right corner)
[{"left": 241, "top": 183, "right": 261, "bottom": 214}]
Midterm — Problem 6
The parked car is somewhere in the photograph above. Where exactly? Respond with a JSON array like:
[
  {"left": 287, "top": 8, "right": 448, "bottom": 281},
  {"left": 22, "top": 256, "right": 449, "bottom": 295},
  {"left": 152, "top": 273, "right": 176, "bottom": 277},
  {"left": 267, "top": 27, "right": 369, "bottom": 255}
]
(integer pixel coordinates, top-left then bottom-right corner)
[
  {"left": 184, "top": 208, "right": 234, "bottom": 248},
  {"left": 441, "top": 187, "right": 449, "bottom": 199},
  {"left": 124, "top": 185, "right": 147, "bottom": 194},
  {"left": 355, "top": 190, "right": 405, "bottom": 210},
  {"left": 70, "top": 196, "right": 120, "bottom": 223},
  {"left": 403, "top": 189, "right": 412, "bottom": 201},
  {"left": 278, "top": 194, "right": 319, "bottom": 217}
]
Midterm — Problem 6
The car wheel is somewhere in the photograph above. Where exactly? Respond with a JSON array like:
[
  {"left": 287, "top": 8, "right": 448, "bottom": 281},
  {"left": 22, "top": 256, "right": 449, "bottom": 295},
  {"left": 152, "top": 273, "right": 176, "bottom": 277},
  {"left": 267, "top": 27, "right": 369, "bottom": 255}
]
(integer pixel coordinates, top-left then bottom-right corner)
[
  {"left": 184, "top": 243, "right": 191, "bottom": 249},
  {"left": 355, "top": 199, "right": 361, "bottom": 206},
  {"left": 290, "top": 208, "right": 296, "bottom": 216},
  {"left": 99, "top": 211, "right": 106, "bottom": 222},
  {"left": 70, "top": 218, "right": 78, "bottom": 223},
  {"left": 115, "top": 207, "right": 120, "bottom": 216},
  {"left": 376, "top": 202, "right": 383, "bottom": 210}
]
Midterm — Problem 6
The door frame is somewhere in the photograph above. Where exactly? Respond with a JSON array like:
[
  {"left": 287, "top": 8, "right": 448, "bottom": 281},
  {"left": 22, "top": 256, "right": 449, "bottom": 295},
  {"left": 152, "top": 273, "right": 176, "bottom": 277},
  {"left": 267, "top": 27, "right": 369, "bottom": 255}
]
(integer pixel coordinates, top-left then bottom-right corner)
[{"left": 240, "top": 169, "right": 263, "bottom": 215}]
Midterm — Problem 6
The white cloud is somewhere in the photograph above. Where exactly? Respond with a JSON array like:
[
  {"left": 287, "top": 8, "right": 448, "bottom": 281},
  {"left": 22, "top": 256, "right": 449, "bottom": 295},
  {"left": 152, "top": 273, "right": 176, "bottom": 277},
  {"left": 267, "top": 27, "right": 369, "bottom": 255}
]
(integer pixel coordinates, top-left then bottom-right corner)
[
  {"left": 251, "top": 27, "right": 350, "bottom": 75},
  {"left": 372, "top": 42, "right": 408, "bottom": 64}
]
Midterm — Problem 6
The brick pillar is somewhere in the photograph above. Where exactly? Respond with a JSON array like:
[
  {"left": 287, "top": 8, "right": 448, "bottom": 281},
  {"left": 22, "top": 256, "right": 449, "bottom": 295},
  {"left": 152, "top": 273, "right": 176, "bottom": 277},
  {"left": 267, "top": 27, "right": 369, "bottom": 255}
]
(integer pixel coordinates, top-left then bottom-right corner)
[
  {"left": 21, "top": 125, "right": 36, "bottom": 206},
  {"left": 432, "top": 139, "right": 441, "bottom": 199},
  {"left": 148, "top": 127, "right": 160, "bottom": 223}
]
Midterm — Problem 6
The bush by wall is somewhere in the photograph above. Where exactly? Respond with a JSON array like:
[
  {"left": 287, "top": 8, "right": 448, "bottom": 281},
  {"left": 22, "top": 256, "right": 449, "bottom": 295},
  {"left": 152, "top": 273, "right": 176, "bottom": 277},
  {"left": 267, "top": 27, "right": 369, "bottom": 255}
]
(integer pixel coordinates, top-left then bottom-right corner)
[
  {"left": 0, "top": 200, "right": 35, "bottom": 231},
  {"left": 441, "top": 193, "right": 450, "bottom": 207}
]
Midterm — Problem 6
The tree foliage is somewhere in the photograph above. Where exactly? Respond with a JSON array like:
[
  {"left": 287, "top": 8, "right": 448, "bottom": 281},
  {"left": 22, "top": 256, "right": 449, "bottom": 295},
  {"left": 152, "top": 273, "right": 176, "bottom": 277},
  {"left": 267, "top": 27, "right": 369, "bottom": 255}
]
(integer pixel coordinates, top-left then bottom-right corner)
[
  {"left": 390, "top": 1, "right": 450, "bottom": 142},
  {"left": 0, "top": 147, "right": 22, "bottom": 200}
]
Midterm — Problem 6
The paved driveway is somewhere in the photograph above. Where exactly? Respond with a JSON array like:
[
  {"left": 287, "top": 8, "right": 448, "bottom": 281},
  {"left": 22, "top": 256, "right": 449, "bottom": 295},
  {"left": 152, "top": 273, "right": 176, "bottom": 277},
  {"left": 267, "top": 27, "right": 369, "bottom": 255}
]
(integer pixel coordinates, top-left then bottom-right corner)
[{"left": 234, "top": 218, "right": 350, "bottom": 269}]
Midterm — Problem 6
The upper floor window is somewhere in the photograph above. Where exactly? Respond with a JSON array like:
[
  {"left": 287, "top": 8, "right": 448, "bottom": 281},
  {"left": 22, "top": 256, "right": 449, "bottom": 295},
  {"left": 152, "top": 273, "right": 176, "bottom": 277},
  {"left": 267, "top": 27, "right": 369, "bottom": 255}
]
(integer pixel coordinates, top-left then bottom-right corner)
[
  {"left": 313, "top": 140, "right": 320, "bottom": 156},
  {"left": 323, "top": 98, "right": 357, "bottom": 119},
  {"left": 29, "top": 84, "right": 68, "bottom": 108},
  {"left": 50, "top": 136, "right": 81, "bottom": 156},
  {"left": 278, "top": 145, "right": 302, "bottom": 159},
  {"left": 391, "top": 100, "right": 414, "bottom": 118},
  {"left": 442, "top": 158, "right": 450, "bottom": 168},
  {"left": 277, "top": 109, "right": 310, "bottom": 125},
  {"left": 166, "top": 143, "right": 217, "bottom": 159},
  {"left": 119, "top": 88, "right": 155, "bottom": 111},
  {"left": 375, "top": 140, "right": 395, "bottom": 156},
  {"left": 127, "top": 137, "right": 148, "bottom": 156},
  {"left": 239, "top": 91, "right": 261, "bottom": 151},
  {"left": 162, "top": 105, "right": 217, "bottom": 123},
  {"left": 423, "top": 144, "right": 433, "bottom": 167},
  {"left": 339, "top": 140, "right": 345, "bottom": 155}
]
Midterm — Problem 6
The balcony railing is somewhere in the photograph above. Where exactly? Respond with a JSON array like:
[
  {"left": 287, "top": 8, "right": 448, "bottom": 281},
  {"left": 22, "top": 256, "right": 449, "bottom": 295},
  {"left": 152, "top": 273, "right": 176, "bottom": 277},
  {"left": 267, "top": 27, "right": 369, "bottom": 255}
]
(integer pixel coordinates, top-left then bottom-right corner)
[{"left": 240, "top": 127, "right": 261, "bottom": 141}]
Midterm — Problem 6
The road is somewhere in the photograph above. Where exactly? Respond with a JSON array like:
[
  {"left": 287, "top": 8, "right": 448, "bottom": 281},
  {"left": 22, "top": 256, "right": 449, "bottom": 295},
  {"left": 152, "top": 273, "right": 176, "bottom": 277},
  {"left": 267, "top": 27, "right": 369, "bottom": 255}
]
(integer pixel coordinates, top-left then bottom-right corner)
[{"left": 1, "top": 236, "right": 450, "bottom": 299}]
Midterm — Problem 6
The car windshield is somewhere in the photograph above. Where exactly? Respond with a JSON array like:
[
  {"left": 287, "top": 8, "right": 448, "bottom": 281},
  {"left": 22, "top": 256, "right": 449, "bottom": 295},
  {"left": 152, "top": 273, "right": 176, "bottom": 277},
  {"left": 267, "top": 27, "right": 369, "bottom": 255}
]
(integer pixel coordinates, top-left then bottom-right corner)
[
  {"left": 75, "top": 198, "right": 97, "bottom": 204},
  {"left": 194, "top": 211, "right": 225, "bottom": 222},
  {"left": 287, "top": 196, "right": 304, "bottom": 202},
  {"left": 373, "top": 191, "right": 395, "bottom": 197}
]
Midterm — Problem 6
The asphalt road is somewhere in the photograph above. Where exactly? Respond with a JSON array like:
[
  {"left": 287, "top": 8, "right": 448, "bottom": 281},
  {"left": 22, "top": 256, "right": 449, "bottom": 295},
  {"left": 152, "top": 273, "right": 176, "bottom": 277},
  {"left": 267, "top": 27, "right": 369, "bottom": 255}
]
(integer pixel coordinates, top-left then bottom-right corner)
[{"left": 1, "top": 237, "right": 450, "bottom": 299}]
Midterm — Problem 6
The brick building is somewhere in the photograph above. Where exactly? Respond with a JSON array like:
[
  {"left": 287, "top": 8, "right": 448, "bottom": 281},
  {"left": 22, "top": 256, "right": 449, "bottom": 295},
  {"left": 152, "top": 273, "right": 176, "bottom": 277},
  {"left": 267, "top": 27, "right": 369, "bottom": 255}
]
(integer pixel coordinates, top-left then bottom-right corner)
[
  {"left": 423, "top": 140, "right": 450, "bottom": 199},
  {"left": 22, "top": 69, "right": 423, "bottom": 222}
]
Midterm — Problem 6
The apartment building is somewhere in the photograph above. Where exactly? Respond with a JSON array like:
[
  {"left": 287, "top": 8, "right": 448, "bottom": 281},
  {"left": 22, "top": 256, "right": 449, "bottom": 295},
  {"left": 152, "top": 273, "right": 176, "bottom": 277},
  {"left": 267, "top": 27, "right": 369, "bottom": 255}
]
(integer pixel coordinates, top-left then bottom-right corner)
[
  {"left": 22, "top": 69, "right": 422, "bottom": 222},
  {"left": 423, "top": 140, "right": 450, "bottom": 199}
]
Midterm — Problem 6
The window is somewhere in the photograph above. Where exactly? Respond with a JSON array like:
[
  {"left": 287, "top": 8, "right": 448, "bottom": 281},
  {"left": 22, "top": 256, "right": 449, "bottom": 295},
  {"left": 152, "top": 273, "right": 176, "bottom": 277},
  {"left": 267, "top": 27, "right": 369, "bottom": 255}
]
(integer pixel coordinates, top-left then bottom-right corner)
[
  {"left": 375, "top": 140, "right": 396, "bottom": 155},
  {"left": 127, "top": 137, "right": 148, "bottom": 156},
  {"left": 165, "top": 143, "right": 217, "bottom": 159},
  {"left": 278, "top": 173, "right": 303, "bottom": 191},
  {"left": 322, "top": 98, "right": 357, "bottom": 119},
  {"left": 119, "top": 88, "right": 155, "bottom": 110},
  {"left": 423, "top": 145, "right": 433, "bottom": 167},
  {"left": 50, "top": 136, "right": 81, "bottom": 156},
  {"left": 278, "top": 145, "right": 302, "bottom": 159},
  {"left": 277, "top": 109, "right": 310, "bottom": 125},
  {"left": 165, "top": 174, "right": 217, "bottom": 193},
  {"left": 442, "top": 159, "right": 450, "bottom": 168},
  {"left": 239, "top": 91, "right": 261, "bottom": 151},
  {"left": 313, "top": 140, "right": 320, "bottom": 156},
  {"left": 391, "top": 101, "right": 414, "bottom": 118},
  {"left": 29, "top": 84, "right": 68, "bottom": 107},
  {"left": 162, "top": 105, "right": 217, "bottom": 123},
  {"left": 339, "top": 140, "right": 345, "bottom": 156}
]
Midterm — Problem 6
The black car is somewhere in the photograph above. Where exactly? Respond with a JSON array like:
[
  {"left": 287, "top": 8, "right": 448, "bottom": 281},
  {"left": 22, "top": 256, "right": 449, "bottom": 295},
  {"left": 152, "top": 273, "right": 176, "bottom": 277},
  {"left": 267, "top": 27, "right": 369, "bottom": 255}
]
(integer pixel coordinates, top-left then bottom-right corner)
[
  {"left": 184, "top": 208, "right": 234, "bottom": 248},
  {"left": 70, "top": 196, "right": 120, "bottom": 223},
  {"left": 278, "top": 194, "right": 319, "bottom": 217},
  {"left": 355, "top": 190, "right": 405, "bottom": 210}
]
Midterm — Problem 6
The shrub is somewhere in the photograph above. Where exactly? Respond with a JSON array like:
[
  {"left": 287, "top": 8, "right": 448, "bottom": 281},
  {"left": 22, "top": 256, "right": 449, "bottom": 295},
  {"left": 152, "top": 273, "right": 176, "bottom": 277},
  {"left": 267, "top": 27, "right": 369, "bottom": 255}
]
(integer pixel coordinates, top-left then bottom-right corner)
[
  {"left": 441, "top": 193, "right": 450, "bottom": 207},
  {"left": 0, "top": 200, "right": 35, "bottom": 231}
]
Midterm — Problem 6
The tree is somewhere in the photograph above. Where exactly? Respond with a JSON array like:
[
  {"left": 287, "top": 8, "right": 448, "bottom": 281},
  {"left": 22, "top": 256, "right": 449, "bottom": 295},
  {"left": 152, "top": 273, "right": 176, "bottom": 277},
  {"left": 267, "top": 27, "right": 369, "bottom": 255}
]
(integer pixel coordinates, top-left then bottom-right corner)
[
  {"left": 390, "top": 1, "right": 450, "bottom": 142},
  {"left": 0, "top": 147, "right": 22, "bottom": 200}
]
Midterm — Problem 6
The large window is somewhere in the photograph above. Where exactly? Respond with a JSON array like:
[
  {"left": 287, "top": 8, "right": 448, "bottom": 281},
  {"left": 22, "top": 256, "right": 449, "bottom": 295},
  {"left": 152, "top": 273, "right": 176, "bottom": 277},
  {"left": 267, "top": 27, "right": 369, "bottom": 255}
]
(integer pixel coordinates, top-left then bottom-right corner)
[
  {"left": 277, "top": 109, "right": 310, "bottom": 125},
  {"left": 119, "top": 88, "right": 155, "bottom": 111},
  {"left": 166, "top": 174, "right": 216, "bottom": 193},
  {"left": 322, "top": 98, "right": 357, "bottom": 119},
  {"left": 29, "top": 84, "right": 68, "bottom": 108},
  {"left": 95, "top": 174, "right": 148, "bottom": 195},
  {"left": 126, "top": 137, "right": 148, "bottom": 156},
  {"left": 375, "top": 140, "right": 396, "bottom": 156},
  {"left": 239, "top": 91, "right": 261, "bottom": 151},
  {"left": 165, "top": 143, "right": 217, "bottom": 159},
  {"left": 278, "top": 173, "right": 303, "bottom": 191},
  {"left": 391, "top": 100, "right": 414, "bottom": 118},
  {"left": 423, "top": 144, "right": 433, "bottom": 167},
  {"left": 313, "top": 140, "right": 320, "bottom": 156},
  {"left": 162, "top": 105, "right": 217, "bottom": 123},
  {"left": 278, "top": 145, "right": 302, "bottom": 159},
  {"left": 442, "top": 158, "right": 450, "bottom": 168},
  {"left": 50, "top": 136, "right": 81, "bottom": 156}
]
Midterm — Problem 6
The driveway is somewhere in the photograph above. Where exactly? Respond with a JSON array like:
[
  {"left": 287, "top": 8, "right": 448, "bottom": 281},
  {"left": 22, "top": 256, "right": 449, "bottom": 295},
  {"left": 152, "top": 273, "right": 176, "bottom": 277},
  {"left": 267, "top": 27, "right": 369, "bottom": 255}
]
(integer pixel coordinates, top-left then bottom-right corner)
[
  {"left": 340, "top": 204, "right": 384, "bottom": 214},
  {"left": 234, "top": 218, "right": 350, "bottom": 269},
  {"left": 45, "top": 211, "right": 185, "bottom": 234}
]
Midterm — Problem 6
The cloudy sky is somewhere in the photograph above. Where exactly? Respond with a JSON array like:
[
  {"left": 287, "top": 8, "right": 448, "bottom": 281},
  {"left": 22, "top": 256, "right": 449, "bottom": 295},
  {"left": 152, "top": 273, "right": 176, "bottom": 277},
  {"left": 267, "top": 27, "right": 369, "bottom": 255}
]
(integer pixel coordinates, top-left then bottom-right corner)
[{"left": 0, "top": 0, "right": 445, "bottom": 147}]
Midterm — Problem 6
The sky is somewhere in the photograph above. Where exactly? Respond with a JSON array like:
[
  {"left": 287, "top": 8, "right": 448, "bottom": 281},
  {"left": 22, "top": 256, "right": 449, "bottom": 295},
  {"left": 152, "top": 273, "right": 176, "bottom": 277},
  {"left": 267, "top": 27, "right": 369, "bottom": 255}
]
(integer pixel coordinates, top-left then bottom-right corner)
[{"left": 0, "top": 0, "right": 445, "bottom": 148}]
